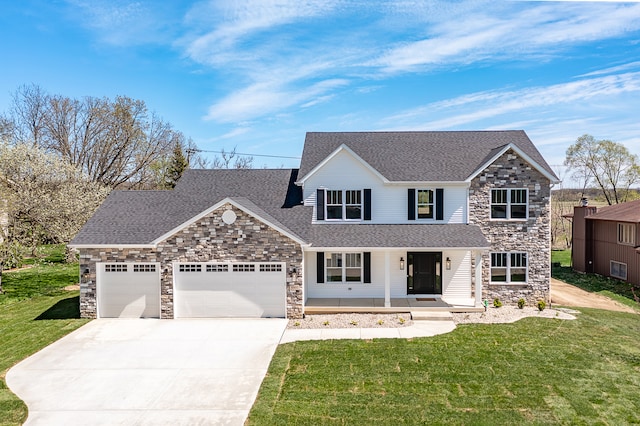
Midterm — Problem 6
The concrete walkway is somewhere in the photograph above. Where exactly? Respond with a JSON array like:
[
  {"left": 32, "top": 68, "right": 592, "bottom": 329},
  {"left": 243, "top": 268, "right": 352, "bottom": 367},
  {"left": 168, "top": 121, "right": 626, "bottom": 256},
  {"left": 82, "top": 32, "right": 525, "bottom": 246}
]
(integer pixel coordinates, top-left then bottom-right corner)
[
  {"left": 6, "top": 319, "right": 287, "bottom": 426},
  {"left": 281, "top": 320, "right": 456, "bottom": 343}
]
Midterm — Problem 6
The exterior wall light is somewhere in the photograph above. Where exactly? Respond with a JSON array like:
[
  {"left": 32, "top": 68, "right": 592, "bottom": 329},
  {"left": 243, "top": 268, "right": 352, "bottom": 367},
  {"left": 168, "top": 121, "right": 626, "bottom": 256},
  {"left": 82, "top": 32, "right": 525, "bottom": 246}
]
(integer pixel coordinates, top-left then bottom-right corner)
[
  {"left": 82, "top": 268, "right": 90, "bottom": 279},
  {"left": 400, "top": 257, "right": 405, "bottom": 270},
  {"left": 446, "top": 257, "right": 451, "bottom": 270}
]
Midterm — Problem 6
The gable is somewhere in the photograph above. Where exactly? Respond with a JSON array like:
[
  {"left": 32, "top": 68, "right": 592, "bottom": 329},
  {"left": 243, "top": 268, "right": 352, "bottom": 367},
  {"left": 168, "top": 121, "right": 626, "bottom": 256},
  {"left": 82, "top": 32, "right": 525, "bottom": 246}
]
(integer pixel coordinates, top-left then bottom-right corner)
[
  {"left": 298, "top": 131, "right": 558, "bottom": 183},
  {"left": 466, "top": 144, "right": 559, "bottom": 183},
  {"left": 296, "top": 144, "right": 387, "bottom": 185}
]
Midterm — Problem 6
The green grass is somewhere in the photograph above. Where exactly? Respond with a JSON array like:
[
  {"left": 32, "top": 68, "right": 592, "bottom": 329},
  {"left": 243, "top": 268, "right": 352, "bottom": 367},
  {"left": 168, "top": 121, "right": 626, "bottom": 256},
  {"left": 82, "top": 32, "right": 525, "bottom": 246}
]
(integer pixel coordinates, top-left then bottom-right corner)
[
  {"left": 249, "top": 309, "right": 640, "bottom": 425},
  {"left": 551, "top": 250, "right": 639, "bottom": 311},
  {"left": 0, "top": 245, "right": 89, "bottom": 425}
]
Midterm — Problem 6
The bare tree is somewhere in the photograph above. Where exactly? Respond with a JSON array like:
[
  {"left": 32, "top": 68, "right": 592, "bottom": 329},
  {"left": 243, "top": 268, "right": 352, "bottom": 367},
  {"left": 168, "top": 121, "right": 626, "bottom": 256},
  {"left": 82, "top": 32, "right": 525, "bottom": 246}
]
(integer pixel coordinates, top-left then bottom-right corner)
[
  {"left": 565, "top": 134, "right": 640, "bottom": 205},
  {"left": 5, "top": 85, "right": 179, "bottom": 189},
  {"left": 209, "top": 147, "right": 254, "bottom": 169}
]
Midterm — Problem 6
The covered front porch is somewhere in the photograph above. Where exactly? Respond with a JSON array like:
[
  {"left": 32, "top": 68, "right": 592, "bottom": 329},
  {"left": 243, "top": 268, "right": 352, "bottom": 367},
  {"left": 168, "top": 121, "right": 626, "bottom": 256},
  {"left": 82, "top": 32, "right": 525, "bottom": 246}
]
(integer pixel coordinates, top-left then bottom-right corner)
[{"left": 304, "top": 297, "right": 485, "bottom": 314}]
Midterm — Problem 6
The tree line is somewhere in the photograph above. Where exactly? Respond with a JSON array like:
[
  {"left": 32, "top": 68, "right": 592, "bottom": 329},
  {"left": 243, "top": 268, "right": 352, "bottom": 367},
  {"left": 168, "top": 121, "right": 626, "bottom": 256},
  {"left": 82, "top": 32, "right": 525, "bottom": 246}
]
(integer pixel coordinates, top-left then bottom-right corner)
[{"left": 0, "top": 84, "right": 253, "bottom": 290}]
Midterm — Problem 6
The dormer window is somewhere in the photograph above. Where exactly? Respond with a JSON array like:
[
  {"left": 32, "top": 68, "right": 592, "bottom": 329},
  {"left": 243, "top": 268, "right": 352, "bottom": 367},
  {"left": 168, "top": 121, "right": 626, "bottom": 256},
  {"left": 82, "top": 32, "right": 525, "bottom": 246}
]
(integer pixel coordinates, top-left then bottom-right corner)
[{"left": 317, "top": 189, "right": 371, "bottom": 221}]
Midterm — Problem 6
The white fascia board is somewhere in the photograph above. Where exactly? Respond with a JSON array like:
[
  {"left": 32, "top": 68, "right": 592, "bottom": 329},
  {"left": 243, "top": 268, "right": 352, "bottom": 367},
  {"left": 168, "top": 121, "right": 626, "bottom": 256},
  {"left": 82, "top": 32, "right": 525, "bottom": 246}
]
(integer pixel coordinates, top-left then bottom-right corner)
[
  {"left": 69, "top": 244, "right": 156, "bottom": 249},
  {"left": 295, "top": 144, "right": 389, "bottom": 185},
  {"left": 465, "top": 143, "right": 560, "bottom": 184},
  {"left": 303, "top": 246, "right": 490, "bottom": 252},
  {"left": 384, "top": 181, "right": 470, "bottom": 188},
  {"left": 150, "top": 197, "right": 308, "bottom": 246}
]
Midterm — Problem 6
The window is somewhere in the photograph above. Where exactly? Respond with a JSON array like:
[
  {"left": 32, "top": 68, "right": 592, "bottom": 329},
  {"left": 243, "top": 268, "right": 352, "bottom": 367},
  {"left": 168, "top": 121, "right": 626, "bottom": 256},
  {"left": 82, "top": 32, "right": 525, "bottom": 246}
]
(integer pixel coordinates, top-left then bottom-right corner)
[
  {"left": 491, "top": 189, "right": 528, "bottom": 220},
  {"left": 233, "top": 264, "right": 255, "bottom": 272},
  {"left": 417, "top": 189, "right": 434, "bottom": 219},
  {"left": 259, "top": 264, "right": 282, "bottom": 272},
  {"left": 133, "top": 264, "right": 156, "bottom": 273},
  {"left": 617, "top": 223, "right": 636, "bottom": 246},
  {"left": 105, "top": 264, "right": 127, "bottom": 272},
  {"left": 179, "top": 264, "right": 201, "bottom": 272},
  {"left": 325, "top": 190, "right": 362, "bottom": 220},
  {"left": 206, "top": 264, "right": 228, "bottom": 272},
  {"left": 610, "top": 261, "right": 627, "bottom": 280},
  {"left": 491, "top": 252, "right": 527, "bottom": 283},
  {"left": 326, "top": 252, "right": 362, "bottom": 282}
]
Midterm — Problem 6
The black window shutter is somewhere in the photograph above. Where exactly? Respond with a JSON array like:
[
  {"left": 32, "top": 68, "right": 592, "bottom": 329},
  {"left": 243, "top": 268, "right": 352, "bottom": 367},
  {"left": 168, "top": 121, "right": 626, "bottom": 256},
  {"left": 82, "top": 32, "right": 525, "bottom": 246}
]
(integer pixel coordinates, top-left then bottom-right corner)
[
  {"left": 436, "top": 188, "right": 444, "bottom": 221},
  {"left": 364, "top": 189, "right": 371, "bottom": 221},
  {"left": 316, "top": 189, "right": 325, "bottom": 221},
  {"left": 408, "top": 188, "right": 416, "bottom": 220},
  {"left": 317, "top": 252, "right": 324, "bottom": 283},
  {"left": 363, "top": 252, "right": 371, "bottom": 283}
]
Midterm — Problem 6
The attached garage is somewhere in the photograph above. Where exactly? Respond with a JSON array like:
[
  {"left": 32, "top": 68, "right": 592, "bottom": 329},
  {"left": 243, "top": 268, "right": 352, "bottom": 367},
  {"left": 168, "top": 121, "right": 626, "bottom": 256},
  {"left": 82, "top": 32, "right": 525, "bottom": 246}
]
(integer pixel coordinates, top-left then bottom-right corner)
[
  {"left": 174, "top": 262, "right": 286, "bottom": 318},
  {"left": 97, "top": 262, "right": 161, "bottom": 318}
]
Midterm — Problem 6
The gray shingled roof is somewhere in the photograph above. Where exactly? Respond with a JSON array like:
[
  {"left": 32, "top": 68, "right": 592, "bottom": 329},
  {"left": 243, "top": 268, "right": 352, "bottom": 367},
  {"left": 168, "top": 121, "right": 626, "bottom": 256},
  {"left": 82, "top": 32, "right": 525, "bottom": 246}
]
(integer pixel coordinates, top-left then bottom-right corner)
[
  {"left": 72, "top": 131, "right": 550, "bottom": 247},
  {"left": 298, "top": 131, "right": 557, "bottom": 182},
  {"left": 305, "top": 224, "right": 488, "bottom": 248},
  {"left": 72, "top": 169, "right": 307, "bottom": 245}
]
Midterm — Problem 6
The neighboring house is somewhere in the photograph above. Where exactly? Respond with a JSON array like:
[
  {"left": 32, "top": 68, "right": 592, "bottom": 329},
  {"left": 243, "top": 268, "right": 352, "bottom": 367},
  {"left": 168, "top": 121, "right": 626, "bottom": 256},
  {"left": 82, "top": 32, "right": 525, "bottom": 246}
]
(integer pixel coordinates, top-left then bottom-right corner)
[
  {"left": 70, "top": 131, "right": 558, "bottom": 319},
  {"left": 571, "top": 199, "right": 640, "bottom": 287}
]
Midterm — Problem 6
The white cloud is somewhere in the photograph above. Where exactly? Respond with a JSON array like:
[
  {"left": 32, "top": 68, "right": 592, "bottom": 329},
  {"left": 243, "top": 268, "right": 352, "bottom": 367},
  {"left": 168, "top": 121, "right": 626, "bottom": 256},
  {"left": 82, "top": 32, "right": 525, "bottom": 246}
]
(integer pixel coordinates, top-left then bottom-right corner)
[
  {"left": 384, "top": 72, "right": 640, "bottom": 129},
  {"left": 374, "top": 2, "right": 640, "bottom": 73},
  {"left": 205, "top": 78, "right": 348, "bottom": 122}
]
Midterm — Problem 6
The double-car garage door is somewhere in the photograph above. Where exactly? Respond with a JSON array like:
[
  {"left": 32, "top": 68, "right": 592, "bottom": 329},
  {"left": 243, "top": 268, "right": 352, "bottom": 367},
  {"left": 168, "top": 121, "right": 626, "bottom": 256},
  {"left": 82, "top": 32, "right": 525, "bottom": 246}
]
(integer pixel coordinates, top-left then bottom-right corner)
[{"left": 97, "top": 262, "right": 286, "bottom": 319}]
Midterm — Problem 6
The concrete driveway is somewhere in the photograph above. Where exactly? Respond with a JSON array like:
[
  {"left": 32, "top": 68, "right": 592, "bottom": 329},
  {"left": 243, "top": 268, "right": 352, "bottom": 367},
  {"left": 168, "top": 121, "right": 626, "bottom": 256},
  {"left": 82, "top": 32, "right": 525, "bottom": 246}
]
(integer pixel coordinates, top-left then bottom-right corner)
[{"left": 6, "top": 318, "right": 287, "bottom": 426}]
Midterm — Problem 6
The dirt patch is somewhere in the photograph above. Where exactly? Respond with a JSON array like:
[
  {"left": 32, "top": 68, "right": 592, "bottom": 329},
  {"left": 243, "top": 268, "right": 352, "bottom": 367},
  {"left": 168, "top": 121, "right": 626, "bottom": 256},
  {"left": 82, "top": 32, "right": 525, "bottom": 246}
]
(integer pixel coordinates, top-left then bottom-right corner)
[
  {"left": 551, "top": 278, "right": 637, "bottom": 313},
  {"left": 64, "top": 284, "right": 80, "bottom": 291}
]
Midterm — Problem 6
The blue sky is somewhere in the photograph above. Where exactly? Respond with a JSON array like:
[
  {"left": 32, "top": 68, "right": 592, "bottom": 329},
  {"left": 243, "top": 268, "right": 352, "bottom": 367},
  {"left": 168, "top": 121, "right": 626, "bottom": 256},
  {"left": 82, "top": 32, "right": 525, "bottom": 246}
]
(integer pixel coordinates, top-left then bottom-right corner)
[{"left": 1, "top": 0, "right": 640, "bottom": 185}]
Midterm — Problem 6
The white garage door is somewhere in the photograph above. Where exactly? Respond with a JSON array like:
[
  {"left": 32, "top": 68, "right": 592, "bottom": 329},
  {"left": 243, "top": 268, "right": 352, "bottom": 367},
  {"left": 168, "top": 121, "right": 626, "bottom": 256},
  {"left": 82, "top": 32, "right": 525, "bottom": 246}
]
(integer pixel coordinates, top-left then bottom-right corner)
[
  {"left": 174, "top": 262, "right": 286, "bottom": 318},
  {"left": 97, "top": 263, "right": 161, "bottom": 318}
]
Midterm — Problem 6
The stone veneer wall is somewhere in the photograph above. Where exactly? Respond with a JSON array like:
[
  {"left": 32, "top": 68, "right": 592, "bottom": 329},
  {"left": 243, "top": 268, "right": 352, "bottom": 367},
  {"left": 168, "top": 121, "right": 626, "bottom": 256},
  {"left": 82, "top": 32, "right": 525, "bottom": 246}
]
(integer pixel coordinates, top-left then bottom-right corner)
[
  {"left": 469, "top": 149, "right": 552, "bottom": 304},
  {"left": 78, "top": 203, "right": 304, "bottom": 319}
]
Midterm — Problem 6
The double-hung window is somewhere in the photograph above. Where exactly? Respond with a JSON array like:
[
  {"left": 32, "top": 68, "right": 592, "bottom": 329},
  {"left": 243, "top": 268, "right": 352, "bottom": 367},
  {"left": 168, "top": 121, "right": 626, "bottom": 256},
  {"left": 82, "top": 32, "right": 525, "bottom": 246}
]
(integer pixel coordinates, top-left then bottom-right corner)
[
  {"left": 417, "top": 189, "right": 434, "bottom": 219},
  {"left": 617, "top": 223, "right": 636, "bottom": 246},
  {"left": 491, "top": 252, "right": 527, "bottom": 283},
  {"left": 326, "top": 252, "right": 362, "bottom": 282},
  {"left": 491, "top": 189, "right": 528, "bottom": 220},
  {"left": 325, "top": 190, "right": 362, "bottom": 220}
]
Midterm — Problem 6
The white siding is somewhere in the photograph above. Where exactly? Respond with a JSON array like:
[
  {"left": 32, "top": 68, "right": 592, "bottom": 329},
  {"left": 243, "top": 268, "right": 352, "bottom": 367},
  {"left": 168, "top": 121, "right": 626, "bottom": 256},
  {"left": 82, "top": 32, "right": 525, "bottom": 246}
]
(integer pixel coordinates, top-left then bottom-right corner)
[
  {"left": 442, "top": 251, "right": 472, "bottom": 301},
  {"left": 304, "top": 249, "right": 473, "bottom": 300},
  {"left": 302, "top": 149, "right": 468, "bottom": 224}
]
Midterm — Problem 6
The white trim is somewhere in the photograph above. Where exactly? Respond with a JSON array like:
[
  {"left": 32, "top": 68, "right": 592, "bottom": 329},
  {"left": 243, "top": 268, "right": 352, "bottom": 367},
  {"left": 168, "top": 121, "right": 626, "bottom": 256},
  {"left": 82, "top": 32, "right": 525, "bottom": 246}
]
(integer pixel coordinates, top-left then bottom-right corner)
[
  {"left": 304, "top": 246, "right": 490, "bottom": 252},
  {"left": 150, "top": 197, "right": 307, "bottom": 246},
  {"left": 465, "top": 143, "right": 560, "bottom": 183},
  {"left": 296, "top": 144, "right": 388, "bottom": 185},
  {"left": 70, "top": 244, "right": 156, "bottom": 249}
]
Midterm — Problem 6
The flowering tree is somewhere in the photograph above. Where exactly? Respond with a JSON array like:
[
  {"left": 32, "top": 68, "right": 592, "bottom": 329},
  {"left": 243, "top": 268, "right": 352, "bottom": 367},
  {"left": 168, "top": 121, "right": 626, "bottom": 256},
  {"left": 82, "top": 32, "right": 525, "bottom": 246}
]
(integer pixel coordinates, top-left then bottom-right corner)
[{"left": 0, "top": 142, "right": 110, "bottom": 249}]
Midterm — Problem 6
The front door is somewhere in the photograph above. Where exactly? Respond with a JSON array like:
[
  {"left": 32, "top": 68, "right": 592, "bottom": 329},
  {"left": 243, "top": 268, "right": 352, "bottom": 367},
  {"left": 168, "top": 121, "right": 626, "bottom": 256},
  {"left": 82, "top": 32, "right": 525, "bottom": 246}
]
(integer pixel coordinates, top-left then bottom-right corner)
[{"left": 407, "top": 252, "right": 442, "bottom": 294}]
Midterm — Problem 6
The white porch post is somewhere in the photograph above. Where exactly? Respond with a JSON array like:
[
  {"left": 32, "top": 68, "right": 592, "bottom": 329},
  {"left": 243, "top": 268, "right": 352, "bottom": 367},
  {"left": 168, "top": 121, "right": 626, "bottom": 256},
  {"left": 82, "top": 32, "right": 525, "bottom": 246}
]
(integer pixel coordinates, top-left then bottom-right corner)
[
  {"left": 384, "top": 251, "right": 391, "bottom": 307},
  {"left": 475, "top": 251, "right": 483, "bottom": 306}
]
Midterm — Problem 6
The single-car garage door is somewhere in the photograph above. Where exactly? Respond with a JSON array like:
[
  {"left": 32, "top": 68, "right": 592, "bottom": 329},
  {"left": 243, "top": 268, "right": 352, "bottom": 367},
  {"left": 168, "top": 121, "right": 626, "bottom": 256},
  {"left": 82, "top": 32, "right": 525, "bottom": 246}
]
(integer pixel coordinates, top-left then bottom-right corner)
[
  {"left": 174, "top": 262, "right": 286, "bottom": 318},
  {"left": 97, "top": 262, "right": 161, "bottom": 318}
]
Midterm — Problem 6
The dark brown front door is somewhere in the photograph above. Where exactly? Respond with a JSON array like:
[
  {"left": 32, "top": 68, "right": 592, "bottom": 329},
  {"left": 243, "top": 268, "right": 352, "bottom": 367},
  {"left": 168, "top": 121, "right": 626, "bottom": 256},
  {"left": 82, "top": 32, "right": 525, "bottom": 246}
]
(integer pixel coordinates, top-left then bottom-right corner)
[{"left": 407, "top": 252, "right": 442, "bottom": 294}]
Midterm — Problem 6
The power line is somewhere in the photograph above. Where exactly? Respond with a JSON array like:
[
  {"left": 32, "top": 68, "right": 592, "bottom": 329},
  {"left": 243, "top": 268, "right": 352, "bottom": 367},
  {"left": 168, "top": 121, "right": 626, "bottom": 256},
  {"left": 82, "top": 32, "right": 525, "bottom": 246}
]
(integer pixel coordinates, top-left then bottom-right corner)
[{"left": 186, "top": 148, "right": 301, "bottom": 160}]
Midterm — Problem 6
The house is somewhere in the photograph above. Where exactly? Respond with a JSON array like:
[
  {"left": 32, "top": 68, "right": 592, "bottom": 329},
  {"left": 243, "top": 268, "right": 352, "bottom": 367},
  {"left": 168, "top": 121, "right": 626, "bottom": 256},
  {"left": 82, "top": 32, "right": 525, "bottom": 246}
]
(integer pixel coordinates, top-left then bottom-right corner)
[
  {"left": 571, "top": 199, "right": 640, "bottom": 286},
  {"left": 70, "top": 131, "right": 559, "bottom": 319}
]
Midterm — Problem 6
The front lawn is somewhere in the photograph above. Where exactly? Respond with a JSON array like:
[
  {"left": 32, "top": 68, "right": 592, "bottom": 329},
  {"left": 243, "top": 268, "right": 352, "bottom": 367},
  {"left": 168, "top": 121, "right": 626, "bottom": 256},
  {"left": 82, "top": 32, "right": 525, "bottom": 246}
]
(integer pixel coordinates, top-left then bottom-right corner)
[
  {"left": 249, "top": 309, "right": 640, "bottom": 424},
  {"left": 0, "top": 246, "right": 89, "bottom": 425}
]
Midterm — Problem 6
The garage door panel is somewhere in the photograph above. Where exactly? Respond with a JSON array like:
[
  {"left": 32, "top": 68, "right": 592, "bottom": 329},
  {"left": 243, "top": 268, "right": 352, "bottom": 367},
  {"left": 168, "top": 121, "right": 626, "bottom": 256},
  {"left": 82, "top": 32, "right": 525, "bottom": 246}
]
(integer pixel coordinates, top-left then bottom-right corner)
[
  {"left": 174, "top": 262, "right": 285, "bottom": 318},
  {"left": 97, "top": 264, "right": 160, "bottom": 318}
]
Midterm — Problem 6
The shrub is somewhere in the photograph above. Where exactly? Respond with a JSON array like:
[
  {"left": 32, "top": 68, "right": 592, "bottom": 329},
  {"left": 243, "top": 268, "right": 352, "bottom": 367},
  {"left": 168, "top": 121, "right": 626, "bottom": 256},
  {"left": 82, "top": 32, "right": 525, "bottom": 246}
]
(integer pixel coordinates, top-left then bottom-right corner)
[
  {"left": 537, "top": 300, "right": 546, "bottom": 311},
  {"left": 493, "top": 298, "right": 503, "bottom": 308},
  {"left": 517, "top": 298, "right": 526, "bottom": 309}
]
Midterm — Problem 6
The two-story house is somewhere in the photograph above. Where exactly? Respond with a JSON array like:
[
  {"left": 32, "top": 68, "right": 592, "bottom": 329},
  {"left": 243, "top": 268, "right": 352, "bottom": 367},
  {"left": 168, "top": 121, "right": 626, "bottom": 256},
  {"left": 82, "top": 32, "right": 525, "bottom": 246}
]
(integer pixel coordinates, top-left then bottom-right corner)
[{"left": 70, "top": 131, "right": 558, "bottom": 319}]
